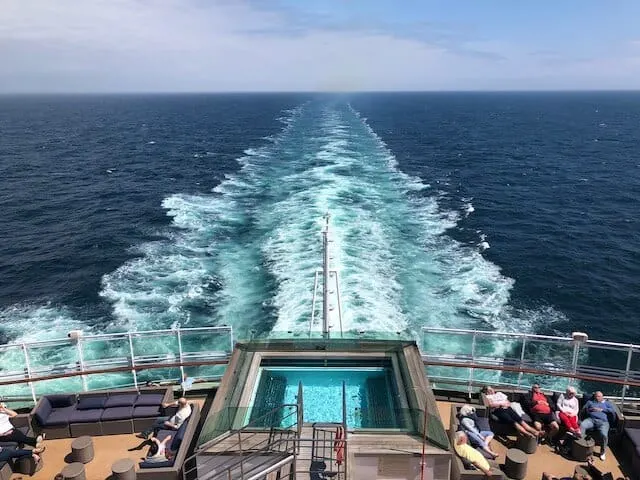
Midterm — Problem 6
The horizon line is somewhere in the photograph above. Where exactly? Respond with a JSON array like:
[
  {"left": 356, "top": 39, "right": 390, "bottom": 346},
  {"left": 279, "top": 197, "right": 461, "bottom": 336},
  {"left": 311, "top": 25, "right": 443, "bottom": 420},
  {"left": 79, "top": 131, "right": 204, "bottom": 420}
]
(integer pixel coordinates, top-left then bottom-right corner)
[{"left": 2, "top": 89, "right": 640, "bottom": 96}]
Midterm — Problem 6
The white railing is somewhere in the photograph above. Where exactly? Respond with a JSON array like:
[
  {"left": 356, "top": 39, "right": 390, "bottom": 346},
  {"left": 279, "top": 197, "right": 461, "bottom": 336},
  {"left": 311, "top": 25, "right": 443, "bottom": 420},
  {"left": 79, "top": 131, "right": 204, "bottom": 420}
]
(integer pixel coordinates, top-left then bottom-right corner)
[
  {"left": 0, "top": 326, "right": 233, "bottom": 403},
  {"left": 421, "top": 327, "right": 640, "bottom": 402}
]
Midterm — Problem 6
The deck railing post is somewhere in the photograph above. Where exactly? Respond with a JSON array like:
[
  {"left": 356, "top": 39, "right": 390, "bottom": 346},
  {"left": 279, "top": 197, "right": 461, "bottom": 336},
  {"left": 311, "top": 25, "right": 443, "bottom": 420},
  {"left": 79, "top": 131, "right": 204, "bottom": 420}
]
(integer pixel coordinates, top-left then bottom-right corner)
[
  {"left": 176, "top": 328, "right": 186, "bottom": 385},
  {"left": 76, "top": 337, "right": 88, "bottom": 392},
  {"left": 22, "top": 344, "right": 37, "bottom": 404},
  {"left": 468, "top": 332, "right": 477, "bottom": 395},
  {"left": 229, "top": 326, "right": 234, "bottom": 353},
  {"left": 517, "top": 337, "right": 527, "bottom": 388},
  {"left": 127, "top": 333, "right": 139, "bottom": 391},
  {"left": 621, "top": 345, "right": 633, "bottom": 405}
]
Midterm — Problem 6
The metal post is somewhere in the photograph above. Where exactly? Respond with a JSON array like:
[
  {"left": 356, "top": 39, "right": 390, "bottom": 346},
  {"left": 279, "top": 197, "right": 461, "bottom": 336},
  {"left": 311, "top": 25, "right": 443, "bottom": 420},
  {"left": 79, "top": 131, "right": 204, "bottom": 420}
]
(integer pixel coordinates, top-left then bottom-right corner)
[
  {"left": 334, "top": 272, "right": 343, "bottom": 338},
  {"left": 76, "top": 338, "right": 89, "bottom": 392},
  {"left": 127, "top": 333, "right": 139, "bottom": 391},
  {"left": 570, "top": 339, "right": 580, "bottom": 387},
  {"left": 298, "top": 381, "right": 304, "bottom": 451},
  {"left": 228, "top": 326, "right": 234, "bottom": 353},
  {"left": 468, "top": 332, "right": 477, "bottom": 395},
  {"left": 621, "top": 346, "right": 633, "bottom": 405},
  {"left": 22, "top": 344, "right": 37, "bottom": 404},
  {"left": 517, "top": 337, "right": 527, "bottom": 388},
  {"left": 322, "top": 214, "right": 330, "bottom": 339},
  {"left": 310, "top": 271, "right": 319, "bottom": 336},
  {"left": 176, "top": 329, "right": 186, "bottom": 386}
]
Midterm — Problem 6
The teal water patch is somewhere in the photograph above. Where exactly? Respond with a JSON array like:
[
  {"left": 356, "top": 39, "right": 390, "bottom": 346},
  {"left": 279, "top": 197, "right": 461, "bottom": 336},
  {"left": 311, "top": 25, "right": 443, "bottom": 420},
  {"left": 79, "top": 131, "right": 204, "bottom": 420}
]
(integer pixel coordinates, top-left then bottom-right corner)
[{"left": 248, "top": 367, "right": 400, "bottom": 429}]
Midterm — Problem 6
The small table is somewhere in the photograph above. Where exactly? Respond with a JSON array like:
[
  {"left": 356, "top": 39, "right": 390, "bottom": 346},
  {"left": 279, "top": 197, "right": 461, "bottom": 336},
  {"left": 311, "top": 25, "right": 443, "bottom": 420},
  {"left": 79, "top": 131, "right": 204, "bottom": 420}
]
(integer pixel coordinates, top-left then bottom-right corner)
[
  {"left": 516, "top": 433, "right": 538, "bottom": 454},
  {"left": 61, "top": 462, "right": 86, "bottom": 480},
  {"left": 112, "top": 458, "right": 136, "bottom": 480},
  {"left": 71, "top": 435, "right": 94, "bottom": 463},
  {"left": 504, "top": 448, "right": 528, "bottom": 480},
  {"left": 13, "top": 455, "right": 43, "bottom": 475},
  {"left": 572, "top": 437, "right": 595, "bottom": 462}
]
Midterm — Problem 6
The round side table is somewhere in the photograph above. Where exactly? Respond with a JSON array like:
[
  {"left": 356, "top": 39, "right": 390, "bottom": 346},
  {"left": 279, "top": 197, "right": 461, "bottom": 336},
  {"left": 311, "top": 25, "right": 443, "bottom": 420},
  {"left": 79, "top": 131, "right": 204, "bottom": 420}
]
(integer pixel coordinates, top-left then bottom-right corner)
[
  {"left": 61, "top": 462, "right": 86, "bottom": 480},
  {"left": 111, "top": 457, "right": 136, "bottom": 480},
  {"left": 71, "top": 435, "right": 95, "bottom": 463}
]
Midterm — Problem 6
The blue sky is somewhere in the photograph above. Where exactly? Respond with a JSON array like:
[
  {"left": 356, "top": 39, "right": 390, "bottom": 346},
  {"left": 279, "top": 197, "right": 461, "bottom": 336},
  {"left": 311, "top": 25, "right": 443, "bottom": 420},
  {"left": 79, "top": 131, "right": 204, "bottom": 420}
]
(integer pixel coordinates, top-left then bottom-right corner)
[{"left": 1, "top": 0, "right": 639, "bottom": 92}]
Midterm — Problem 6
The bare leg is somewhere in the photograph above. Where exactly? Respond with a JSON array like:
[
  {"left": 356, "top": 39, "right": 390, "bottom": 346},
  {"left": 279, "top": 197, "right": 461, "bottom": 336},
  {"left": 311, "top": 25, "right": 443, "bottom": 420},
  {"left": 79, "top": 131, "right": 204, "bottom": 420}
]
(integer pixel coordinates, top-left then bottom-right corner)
[{"left": 514, "top": 422, "right": 536, "bottom": 438}]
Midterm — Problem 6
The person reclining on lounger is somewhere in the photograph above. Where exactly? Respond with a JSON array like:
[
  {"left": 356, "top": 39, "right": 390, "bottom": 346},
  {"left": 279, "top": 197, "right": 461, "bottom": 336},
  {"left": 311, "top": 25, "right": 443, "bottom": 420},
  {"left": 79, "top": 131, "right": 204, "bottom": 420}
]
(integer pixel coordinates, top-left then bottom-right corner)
[
  {"left": 523, "top": 384, "right": 560, "bottom": 442},
  {"left": 0, "top": 403, "right": 45, "bottom": 448},
  {"left": 0, "top": 445, "right": 45, "bottom": 465},
  {"left": 457, "top": 404, "right": 498, "bottom": 459},
  {"left": 136, "top": 397, "right": 191, "bottom": 439},
  {"left": 481, "top": 386, "right": 539, "bottom": 438},
  {"left": 454, "top": 431, "right": 493, "bottom": 477},
  {"left": 129, "top": 434, "right": 174, "bottom": 462}
]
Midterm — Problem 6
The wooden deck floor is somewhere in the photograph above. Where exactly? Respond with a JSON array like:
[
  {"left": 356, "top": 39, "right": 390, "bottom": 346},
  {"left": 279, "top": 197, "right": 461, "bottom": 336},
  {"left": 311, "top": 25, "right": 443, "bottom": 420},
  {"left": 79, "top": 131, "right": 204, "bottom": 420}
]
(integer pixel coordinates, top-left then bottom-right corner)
[
  {"left": 10, "top": 433, "right": 154, "bottom": 480},
  {"left": 437, "top": 401, "right": 630, "bottom": 480}
]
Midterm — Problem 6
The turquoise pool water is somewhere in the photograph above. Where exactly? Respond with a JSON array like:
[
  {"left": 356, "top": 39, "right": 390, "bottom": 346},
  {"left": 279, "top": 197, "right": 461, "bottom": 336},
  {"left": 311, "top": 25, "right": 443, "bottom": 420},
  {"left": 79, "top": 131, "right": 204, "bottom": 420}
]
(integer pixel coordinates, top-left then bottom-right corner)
[{"left": 248, "top": 367, "right": 401, "bottom": 428}]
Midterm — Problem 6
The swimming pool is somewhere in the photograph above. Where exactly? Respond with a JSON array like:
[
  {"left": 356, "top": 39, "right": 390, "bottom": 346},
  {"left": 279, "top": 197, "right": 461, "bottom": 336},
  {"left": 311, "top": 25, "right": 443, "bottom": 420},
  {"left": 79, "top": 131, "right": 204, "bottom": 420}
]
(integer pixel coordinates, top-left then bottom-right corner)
[{"left": 248, "top": 366, "right": 401, "bottom": 429}]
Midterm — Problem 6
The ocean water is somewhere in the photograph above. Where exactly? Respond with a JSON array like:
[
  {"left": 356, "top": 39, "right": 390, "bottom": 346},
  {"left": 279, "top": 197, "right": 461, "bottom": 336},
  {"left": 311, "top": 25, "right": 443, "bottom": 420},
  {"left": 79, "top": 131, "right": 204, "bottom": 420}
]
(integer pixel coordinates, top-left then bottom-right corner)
[{"left": 1, "top": 93, "right": 639, "bottom": 352}]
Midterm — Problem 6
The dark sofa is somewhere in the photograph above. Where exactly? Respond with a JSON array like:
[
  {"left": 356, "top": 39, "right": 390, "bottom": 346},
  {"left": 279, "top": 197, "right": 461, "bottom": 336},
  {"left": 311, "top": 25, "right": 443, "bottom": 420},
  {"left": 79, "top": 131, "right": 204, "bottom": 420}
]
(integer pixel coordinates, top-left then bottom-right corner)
[
  {"left": 480, "top": 391, "right": 533, "bottom": 437},
  {"left": 31, "top": 388, "right": 173, "bottom": 439},
  {"left": 0, "top": 413, "right": 36, "bottom": 480},
  {"left": 449, "top": 405, "right": 505, "bottom": 480},
  {"left": 137, "top": 402, "right": 201, "bottom": 480},
  {"left": 621, "top": 417, "right": 640, "bottom": 480}
]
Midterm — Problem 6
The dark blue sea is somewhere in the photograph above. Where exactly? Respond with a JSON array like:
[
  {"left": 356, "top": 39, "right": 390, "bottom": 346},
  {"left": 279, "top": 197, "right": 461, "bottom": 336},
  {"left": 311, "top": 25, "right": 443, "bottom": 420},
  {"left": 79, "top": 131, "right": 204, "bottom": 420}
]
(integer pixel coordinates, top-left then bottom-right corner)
[{"left": 1, "top": 92, "right": 639, "bottom": 352}]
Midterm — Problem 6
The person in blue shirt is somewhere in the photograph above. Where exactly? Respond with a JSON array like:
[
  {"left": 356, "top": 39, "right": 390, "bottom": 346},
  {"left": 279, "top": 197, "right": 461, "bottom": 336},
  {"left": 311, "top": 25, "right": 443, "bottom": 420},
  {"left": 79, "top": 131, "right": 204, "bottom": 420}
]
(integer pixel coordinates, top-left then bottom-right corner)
[{"left": 580, "top": 391, "right": 615, "bottom": 461}]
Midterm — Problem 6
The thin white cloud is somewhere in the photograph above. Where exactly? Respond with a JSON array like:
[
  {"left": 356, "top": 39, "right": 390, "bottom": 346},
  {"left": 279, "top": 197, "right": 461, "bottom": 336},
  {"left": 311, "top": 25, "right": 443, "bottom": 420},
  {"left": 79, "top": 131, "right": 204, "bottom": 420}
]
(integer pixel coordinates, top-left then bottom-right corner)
[{"left": 0, "top": 0, "right": 638, "bottom": 92}]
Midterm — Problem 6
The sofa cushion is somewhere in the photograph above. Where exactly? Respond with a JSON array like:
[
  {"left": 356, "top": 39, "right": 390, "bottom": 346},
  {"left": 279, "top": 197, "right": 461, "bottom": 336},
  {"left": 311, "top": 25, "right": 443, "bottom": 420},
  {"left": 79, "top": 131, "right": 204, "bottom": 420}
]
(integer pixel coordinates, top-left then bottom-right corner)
[
  {"left": 625, "top": 428, "right": 640, "bottom": 448},
  {"left": 47, "top": 395, "right": 76, "bottom": 408},
  {"left": 69, "top": 408, "right": 103, "bottom": 423},
  {"left": 135, "top": 393, "right": 165, "bottom": 407},
  {"left": 101, "top": 407, "right": 133, "bottom": 421},
  {"left": 76, "top": 395, "right": 108, "bottom": 410},
  {"left": 139, "top": 459, "right": 174, "bottom": 468},
  {"left": 155, "top": 429, "right": 174, "bottom": 443},
  {"left": 105, "top": 394, "right": 138, "bottom": 408},
  {"left": 133, "top": 406, "right": 161, "bottom": 418},
  {"left": 34, "top": 398, "right": 52, "bottom": 425},
  {"left": 41, "top": 405, "right": 76, "bottom": 426},
  {"left": 476, "top": 416, "right": 491, "bottom": 431},
  {"left": 170, "top": 415, "right": 190, "bottom": 451}
]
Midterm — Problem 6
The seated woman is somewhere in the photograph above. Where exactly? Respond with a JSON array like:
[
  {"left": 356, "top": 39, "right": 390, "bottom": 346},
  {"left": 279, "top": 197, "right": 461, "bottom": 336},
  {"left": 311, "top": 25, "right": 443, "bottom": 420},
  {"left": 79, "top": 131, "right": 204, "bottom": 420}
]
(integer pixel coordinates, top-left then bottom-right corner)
[
  {"left": 457, "top": 404, "right": 498, "bottom": 459},
  {"left": 146, "top": 435, "right": 173, "bottom": 463},
  {"left": 481, "top": 386, "right": 539, "bottom": 438},
  {"left": 129, "top": 434, "right": 174, "bottom": 463},
  {"left": 0, "top": 403, "right": 45, "bottom": 447},
  {"left": 556, "top": 386, "right": 581, "bottom": 437}
]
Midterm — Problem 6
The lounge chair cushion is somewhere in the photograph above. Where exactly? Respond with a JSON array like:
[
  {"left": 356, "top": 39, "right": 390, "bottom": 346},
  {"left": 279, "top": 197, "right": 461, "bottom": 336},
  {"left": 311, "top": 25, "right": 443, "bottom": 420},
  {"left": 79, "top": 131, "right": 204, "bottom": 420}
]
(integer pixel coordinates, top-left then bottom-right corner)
[
  {"left": 40, "top": 405, "right": 77, "bottom": 426},
  {"left": 69, "top": 408, "right": 103, "bottom": 423},
  {"left": 135, "top": 393, "right": 165, "bottom": 406},
  {"left": 133, "top": 406, "right": 161, "bottom": 418},
  {"left": 139, "top": 459, "right": 174, "bottom": 468},
  {"left": 101, "top": 407, "right": 134, "bottom": 421},
  {"left": 105, "top": 394, "right": 138, "bottom": 408},
  {"left": 170, "top": 415, "right": 190, "bottom": 451},
  {"left": 625, "top": 428, "right": 640, "bottom": 448},
  {"left": 76, "top": 395, "right": 108, "bottom": 410}
]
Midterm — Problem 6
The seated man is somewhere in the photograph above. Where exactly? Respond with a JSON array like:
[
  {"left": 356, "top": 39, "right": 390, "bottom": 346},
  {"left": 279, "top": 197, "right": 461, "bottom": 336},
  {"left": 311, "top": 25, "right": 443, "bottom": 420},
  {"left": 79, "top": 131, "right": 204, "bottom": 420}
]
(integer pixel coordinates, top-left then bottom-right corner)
[
  {"left": 580, "top": 391, "right": 615, "bottom": 461},
  {"left": 481, "top": 386, "right": 539, "bottom": 438},
  {"left": 457, "top": 404, "right": 498, "bottom": 459},
  {"left": 137, "top": 397, "right": 191, "bottom": 439},
  {"left": 453, "top": 431, "right": 493, "bottom": 477},
  {"left": 523, "top": 384, "right": 560, "bottom": 441}
]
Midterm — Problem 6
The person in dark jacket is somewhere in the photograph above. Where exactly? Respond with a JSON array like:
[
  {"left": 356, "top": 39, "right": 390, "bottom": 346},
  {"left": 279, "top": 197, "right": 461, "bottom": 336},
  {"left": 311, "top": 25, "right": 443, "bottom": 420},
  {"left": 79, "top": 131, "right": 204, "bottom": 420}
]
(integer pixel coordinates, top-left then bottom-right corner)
[{"left": 522, "top": 384, "right": 560, "bottom": 441}]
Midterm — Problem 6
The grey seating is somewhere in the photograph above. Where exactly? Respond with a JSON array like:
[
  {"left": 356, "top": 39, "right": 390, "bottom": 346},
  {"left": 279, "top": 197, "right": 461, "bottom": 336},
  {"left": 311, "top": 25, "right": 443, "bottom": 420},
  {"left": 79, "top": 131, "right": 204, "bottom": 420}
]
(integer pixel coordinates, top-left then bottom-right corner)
[
  {"left": 0, "top": 413, "right": 36, "bottom": 479},
  {"left": 449, "top": 405, "right": 505, "bottom": 480},
  {"left": 137, "top": 402, "right": 201, "bottom": 480},
  {"left": 31, "top": 388, "right": 173, "bottom": 439}
]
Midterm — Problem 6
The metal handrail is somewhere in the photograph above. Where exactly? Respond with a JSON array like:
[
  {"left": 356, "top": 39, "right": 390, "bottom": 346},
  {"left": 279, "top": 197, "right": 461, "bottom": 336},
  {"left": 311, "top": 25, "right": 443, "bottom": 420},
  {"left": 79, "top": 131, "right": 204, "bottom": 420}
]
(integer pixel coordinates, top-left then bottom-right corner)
[
  {"left": 421, "top": 327, "right": 640, "bottom": 403},
  {"left": 0, "top": 326, "right": 233, "bottom": 403}
]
